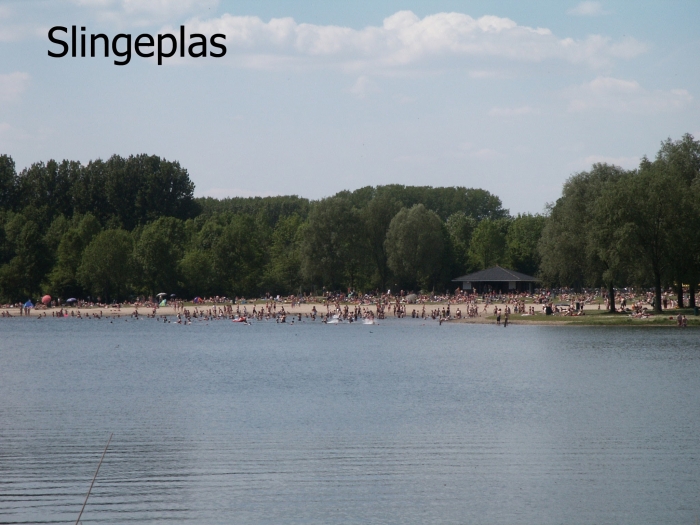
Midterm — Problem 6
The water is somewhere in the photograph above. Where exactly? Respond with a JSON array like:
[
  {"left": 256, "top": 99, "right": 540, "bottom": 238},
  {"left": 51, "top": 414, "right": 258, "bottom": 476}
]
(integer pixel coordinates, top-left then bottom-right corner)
[{"left": 1, "top": 317, "right": 699, "bottom": 524}]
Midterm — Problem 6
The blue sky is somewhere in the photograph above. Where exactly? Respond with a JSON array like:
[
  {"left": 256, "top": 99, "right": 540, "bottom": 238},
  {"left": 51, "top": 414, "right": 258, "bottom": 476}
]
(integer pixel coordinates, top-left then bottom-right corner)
[{"left": 0, "top": 0, "right": 698, "bottom": 213}]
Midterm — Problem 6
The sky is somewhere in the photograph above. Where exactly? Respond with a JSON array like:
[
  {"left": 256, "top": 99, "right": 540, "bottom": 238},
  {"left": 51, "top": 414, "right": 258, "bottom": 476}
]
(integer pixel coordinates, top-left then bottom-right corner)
[{"left": 0, "top": 0, "right": 698, "bottom": 214}]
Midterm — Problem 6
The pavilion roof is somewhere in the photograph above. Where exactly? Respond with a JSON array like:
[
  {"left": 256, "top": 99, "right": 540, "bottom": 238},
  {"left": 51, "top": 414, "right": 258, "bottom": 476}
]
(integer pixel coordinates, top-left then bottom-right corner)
[{"left": 452, "top": 265, "right": 539, "bottom": 283}]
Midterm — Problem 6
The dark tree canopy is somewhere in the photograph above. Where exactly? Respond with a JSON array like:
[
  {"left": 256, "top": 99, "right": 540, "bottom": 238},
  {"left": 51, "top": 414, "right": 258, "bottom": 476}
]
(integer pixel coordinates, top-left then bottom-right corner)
[
  {"left": 385, "top": 204, "right": 445, "bottom": 290},
  {"left": 6, "top": 154, "right": 199, "bottom": 230},
  {"left": 0, "top": 135, "right": 697, "bottom": 303},
  {"left": 196, "top": 195, "right": 310, "bottom": 227},
  {"left": 538, "top": 134, "right": 700, "bottom": 310},
  {"left": 340, "top": 185, "right": 508, "bottom": 221}
]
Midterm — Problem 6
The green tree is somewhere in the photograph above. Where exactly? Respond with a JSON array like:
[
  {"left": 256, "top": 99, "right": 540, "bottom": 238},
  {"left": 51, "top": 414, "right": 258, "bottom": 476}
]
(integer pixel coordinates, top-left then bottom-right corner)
[
  {"left": 99, "top": 154, "right": 199, "bottom": 230},
  {"left": 446, "top": 212, "right": 477, "bottom": 274},
  {"left": 196, "top": 216, "right": 225, "bottom": 251},
  {"left": 179, "top": 249, "right": 216, "bottom": 298},
  {"left": 588, "top": 172, "right": 634, "bottom": 312},
  {"left": 212, "top": 215, "right": 264, "bottom": 297},
  {"left": 134, "top": 217, "right": 186, "bottom": 296},
  {"left": 0, "top": 218, "right": 51, "bottom": 302},
  {"left": 0, "top": 257, "right": 26, "bottom": 302},
  {"left": 301, "top": 197, "right": 361, "bottom": 291},
  {"left": 360, "top": 193, "right": 402, "bottom": 289},
  {"left": 44, "top": 214, "right": 70, "bottom": 255},
  {"left": 445, "top": 211, "right": 479, "bottom": 277},
  {"left": 655, "top": 134, "right": 700, "bottom": 307},
  {"left": 16, "top": 160, "right": 80, "bottom": 224},
  {"left": 0, "top": 155, "right": 17, "bottom": 211},
  {"left": 196, "top": 195, "right": 310, "bottom": 227},
  {"left": 0, "top": 213, "right": 9, "bottom": 267},
  {"left": 385, "top": 204, "right": 445, "bottom": 291},
  {"left": 264, "top": 214, "right": 304, "bottom": 294},
  {"left": 71, "top": 159, "right": 109, "bottom": 224},
  {"left": 47, "top": 214, "right": 102, "bottom": 298},
  {"left": 538, "top": 164, "right": 626, "bottom": 310},
  {"left": 468, "top": 218, "right": 509, "bottom": 270},
  {"left": 613, "top": 160, "right": 680, "bottom": 313},
  {"left": 690, "top": 179, "right": 700, "bottom": 307},
  {"left": 77, "top": 229, "right": 133, "bottom": 302},
  {"left": 505, "top": 214, "right": 546, "bottom": 276}
]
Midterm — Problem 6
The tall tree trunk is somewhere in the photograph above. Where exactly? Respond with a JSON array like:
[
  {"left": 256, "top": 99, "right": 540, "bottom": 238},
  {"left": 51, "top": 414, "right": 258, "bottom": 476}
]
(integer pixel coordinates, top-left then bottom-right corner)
[
  {"left": 676, "top": 278, "right": 684, "bottom": 308},
  {"left": 654, "top": 272, "right": 663, "bottom": 314},
  {"left": 608, "top": 281, "right": 616, "bottom": 313},
  {"left": 690, "top": 280, "right": 697, "bottom": 309}
]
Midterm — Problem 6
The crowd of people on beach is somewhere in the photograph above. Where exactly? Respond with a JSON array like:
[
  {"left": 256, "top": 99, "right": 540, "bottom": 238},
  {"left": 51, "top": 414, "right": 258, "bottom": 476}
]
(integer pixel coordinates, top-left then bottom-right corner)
[{"left": 1, "top": 287, "right": 698, "bottom": 327}]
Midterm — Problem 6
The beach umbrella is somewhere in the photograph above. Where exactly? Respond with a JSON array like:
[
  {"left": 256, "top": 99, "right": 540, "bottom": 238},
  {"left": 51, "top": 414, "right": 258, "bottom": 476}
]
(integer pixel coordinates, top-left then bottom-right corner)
[
  {"left": 156, "top": 292, "right": 167, "bottom": 297},
  {"left": 24, "top": 300, "right": 34, "bottom": 308},
  {"left": 41, "top": 295, "right": 51, "bottom": 305},
  {"left": 66, "top": 298, "right": 77, "bottom": 303},
  {"left": 170, "top": 294, "right": 176, "bottom": 297}
]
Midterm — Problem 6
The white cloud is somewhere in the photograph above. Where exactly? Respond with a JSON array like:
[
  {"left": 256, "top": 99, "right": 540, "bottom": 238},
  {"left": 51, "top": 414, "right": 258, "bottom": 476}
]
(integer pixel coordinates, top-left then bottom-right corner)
[
  {"left": 178, "top": 10, "right": 645, "bottom": 70},
  {"left": 565, "top": 76, "right": 693, "bottom": 113},
  {"left": 394, "top": 153, "right": 434, "bottom": 163},
  {"left": 71, "top": 0, "right": 113, "bottom": 6},
  {"left": 458, "top": 142, "right": 499, "bottom": 160},
  {"left": 0, "top": 122, "right": 38, "bottom": 144},
  {"left": 489, "top": 105, "right": 537, "bottom": 116},
  {"left": 396, "top": 94, "right": 417, "bottom": 104},
  {"left": 560, "top": 141, "right": 586, "bottom": 153},
  {"left": 72, "top": 0, "right": 218, "bottom": 25},
  {"left": 568, "top": 2, "right": 606, "bottom": 16},
  {"left": 347, "top": 76, "right": 379, "bottom": 98},
  {"left": 0, "top": 72, "right": 30, "bottom": 103},
  {"left": 122, "top": 0, "right": 217, "bottom": 17},
  {"left": 0, "top": 26, "right": 27, "bottom": 42},
  {"left": 469, "top": 70, "right": 506, "bottom": 79},
  {"left": 470, "top": 148, "right": 498, "bottom": 160},
  {"left": 0, "top": 6, "right": 42, "bottom": 43}
]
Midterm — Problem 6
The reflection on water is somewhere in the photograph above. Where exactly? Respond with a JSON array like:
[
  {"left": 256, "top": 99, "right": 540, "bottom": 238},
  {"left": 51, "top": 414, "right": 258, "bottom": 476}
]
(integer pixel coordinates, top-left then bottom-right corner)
[{"left": 1, "top": 318, "right": 699, "bottom": 524}]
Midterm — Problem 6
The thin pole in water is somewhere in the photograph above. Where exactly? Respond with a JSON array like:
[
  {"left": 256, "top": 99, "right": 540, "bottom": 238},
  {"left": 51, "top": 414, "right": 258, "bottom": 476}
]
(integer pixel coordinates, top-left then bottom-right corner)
[{"left": 75, "top": 433, "right": 113, "bottom": 525}]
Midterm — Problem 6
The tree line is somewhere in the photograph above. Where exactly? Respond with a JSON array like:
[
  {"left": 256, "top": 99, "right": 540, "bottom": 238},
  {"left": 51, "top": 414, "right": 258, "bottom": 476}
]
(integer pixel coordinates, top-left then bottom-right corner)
[
  {"left": 0, "top": 133, "right": 696, "bottom": 306},
  {"left": 0, "top": 153, "right": 546, "bottom": 302},
  {"left": 538, "top": 133, "right": 700, "bottom": 312}
]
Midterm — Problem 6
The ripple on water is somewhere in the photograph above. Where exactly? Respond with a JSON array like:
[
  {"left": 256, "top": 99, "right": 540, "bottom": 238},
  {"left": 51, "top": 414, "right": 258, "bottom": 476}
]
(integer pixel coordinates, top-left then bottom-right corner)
[{"left": 0, "top": 318, "right": 699, "bottom": 524}]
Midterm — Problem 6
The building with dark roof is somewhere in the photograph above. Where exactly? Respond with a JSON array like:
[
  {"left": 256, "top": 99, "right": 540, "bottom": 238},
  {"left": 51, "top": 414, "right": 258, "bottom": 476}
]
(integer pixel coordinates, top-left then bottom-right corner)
[{"left": 452, "top": 265, "right": 539, "bottom": 293}]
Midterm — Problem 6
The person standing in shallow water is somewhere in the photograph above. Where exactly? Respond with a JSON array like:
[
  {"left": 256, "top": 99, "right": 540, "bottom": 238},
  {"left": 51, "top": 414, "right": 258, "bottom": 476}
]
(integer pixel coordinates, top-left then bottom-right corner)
[{"left": 496, "top": 308, "right": 501, "bottom": 326}]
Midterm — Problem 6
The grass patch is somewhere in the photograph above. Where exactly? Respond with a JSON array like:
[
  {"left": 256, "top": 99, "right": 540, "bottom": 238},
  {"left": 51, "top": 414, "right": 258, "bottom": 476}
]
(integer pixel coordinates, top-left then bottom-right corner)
[{"left": 490, "top": 310, "right": 700, "bottom": 326}]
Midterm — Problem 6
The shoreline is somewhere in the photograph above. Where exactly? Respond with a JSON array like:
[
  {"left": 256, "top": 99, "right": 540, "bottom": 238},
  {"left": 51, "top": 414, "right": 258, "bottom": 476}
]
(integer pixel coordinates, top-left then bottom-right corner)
[{"left": 3, "top": 302, "right": 697, "bottom": 327}]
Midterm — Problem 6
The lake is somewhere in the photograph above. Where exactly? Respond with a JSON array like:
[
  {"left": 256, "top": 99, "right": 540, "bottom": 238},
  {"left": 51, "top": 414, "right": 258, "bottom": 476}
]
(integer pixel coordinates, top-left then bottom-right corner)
[{"left": 1, "top": 317, "right": 699, "bottom": 524}]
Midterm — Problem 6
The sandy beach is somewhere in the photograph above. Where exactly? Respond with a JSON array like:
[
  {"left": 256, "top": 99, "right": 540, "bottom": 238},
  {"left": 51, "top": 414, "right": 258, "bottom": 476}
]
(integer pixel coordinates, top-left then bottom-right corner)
[{"left": 2, "top": 300, "right": 626, "bottom": 325}]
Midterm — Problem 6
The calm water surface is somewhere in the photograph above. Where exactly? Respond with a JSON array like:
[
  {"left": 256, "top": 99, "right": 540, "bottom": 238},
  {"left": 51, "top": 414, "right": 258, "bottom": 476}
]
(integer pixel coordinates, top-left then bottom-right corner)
[{"left": 1, "top": 318, "right": 699, "bottom": 524}]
